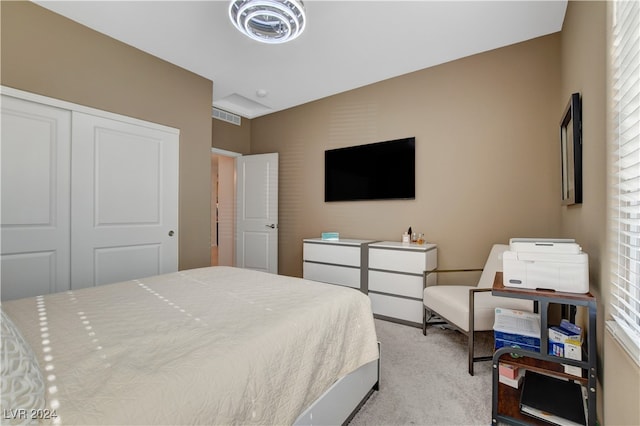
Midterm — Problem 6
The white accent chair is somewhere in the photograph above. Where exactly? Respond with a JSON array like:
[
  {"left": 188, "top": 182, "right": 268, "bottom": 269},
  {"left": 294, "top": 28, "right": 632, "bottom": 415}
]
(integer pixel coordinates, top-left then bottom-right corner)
[{"left": 423, "top": 244, "right": 534, "bottom": 375}]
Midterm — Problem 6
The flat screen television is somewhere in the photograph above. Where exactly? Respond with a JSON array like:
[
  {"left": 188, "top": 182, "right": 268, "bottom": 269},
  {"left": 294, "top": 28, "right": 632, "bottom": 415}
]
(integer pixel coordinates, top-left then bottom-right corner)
[{"left": 325, "top": 137, "right": 415, "bottom": 202}]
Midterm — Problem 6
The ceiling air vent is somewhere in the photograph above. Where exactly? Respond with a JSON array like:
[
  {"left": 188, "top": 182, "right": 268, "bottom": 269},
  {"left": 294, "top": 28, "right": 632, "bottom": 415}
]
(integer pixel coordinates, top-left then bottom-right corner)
[{"left": 212, "top": 107, "right": 241, "bottom": 126}]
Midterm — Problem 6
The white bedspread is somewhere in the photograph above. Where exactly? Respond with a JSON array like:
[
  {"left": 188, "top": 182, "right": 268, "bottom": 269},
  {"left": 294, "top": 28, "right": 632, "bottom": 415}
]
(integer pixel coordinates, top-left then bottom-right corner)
[{"left": 2, "top": 266, "right": 379, "bottom": 425}]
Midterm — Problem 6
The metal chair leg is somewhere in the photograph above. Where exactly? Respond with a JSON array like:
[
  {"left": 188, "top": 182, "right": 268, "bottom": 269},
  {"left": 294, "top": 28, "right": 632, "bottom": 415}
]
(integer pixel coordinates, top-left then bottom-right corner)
[
  {"left": 423, "top": 307, "right": 427, "bottom": 336},
  {"left": 468, "top": 330, "right": 475, "bottom": 376},
  {"left": 469, "top": 288, "right": 476, "bottom": 376}
]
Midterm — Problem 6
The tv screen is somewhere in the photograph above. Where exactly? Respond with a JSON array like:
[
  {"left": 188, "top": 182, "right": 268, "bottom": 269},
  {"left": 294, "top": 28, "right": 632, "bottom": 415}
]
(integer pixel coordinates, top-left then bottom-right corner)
[{"left": 325, "top": 137, "right": 415, "bottom": 202}]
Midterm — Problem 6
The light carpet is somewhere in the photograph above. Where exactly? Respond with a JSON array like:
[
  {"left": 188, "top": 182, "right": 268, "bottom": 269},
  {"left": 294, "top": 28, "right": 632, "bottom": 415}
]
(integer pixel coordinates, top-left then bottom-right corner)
[{"left": 349, "top": 319, "right": 494, "bottom": 426}]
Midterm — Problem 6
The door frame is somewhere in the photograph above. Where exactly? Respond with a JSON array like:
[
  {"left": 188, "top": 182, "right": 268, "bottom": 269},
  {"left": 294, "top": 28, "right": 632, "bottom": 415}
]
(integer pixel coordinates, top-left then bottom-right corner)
[
  {"left": 211, "top": 148, "right": 241, "bottom": 267},
  {"left": 211, "top": 148, "right": 279, "bottom": 273}
]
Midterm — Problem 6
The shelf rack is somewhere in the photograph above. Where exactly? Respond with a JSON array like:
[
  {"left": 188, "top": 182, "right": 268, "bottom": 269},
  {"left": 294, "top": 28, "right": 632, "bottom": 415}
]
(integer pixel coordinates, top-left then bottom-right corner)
[{"left": 491, "top": 272, "right": 597, "bottom": 426}]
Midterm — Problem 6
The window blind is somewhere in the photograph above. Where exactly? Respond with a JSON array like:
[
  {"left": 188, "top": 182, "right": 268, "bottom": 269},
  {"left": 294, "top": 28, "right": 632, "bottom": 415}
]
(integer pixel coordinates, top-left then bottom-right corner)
[{"left": 609, "top": 0, "right": 640, "bottom": 366}]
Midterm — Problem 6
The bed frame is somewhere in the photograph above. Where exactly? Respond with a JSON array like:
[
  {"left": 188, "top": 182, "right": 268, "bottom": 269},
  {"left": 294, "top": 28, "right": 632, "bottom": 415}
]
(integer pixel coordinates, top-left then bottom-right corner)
[{"left": 294, "top": 344, "right": 380, "bottom": 425}]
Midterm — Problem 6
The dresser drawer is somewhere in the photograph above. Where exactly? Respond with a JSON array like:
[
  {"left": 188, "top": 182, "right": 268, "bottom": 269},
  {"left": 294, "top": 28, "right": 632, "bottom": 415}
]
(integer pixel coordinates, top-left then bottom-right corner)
[
  {"left": 369, "top": 293, "right": 423, "bottom": 324},
  {"left": 303, "top": 242, "right": 361, "bottom": 267},
  {"left": 368, "top": 270, "right": 423, "bottom": 299},
  {"left": 303, "top": 262, "right": 360, "bottom": 289},
  {"left": 369, "top": 247, "right": 437, "bottom": 274}
]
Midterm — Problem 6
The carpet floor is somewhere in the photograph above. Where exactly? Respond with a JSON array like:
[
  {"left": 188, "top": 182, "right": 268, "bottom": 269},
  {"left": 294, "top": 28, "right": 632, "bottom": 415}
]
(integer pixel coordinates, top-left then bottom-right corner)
[{"left": 349, "top": 319, "right": 494, "bottom": 426}]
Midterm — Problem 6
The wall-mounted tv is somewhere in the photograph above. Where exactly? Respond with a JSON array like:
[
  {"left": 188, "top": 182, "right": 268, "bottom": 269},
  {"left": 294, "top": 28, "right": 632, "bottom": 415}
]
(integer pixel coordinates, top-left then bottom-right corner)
[{"left": 325, "top": 137, "right": 415, "bottom": 202}]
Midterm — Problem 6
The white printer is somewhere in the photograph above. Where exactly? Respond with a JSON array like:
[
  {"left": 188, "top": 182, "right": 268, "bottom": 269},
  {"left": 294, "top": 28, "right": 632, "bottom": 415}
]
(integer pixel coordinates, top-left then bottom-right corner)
[{"left": 502, "top": 238, "right": 589, "bottom": 293}]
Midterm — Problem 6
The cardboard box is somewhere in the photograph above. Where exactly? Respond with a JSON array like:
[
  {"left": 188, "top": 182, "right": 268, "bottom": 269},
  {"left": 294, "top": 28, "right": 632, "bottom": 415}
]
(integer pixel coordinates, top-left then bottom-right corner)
[
  {"left": 563, "top": 338, "right": 583, "bottom": 376},
  {"left": 493, "top": 308, "right": 541, "bottom": 354},
  {"left": 495, "top": 330, "right": 541, "bottom": 348},
  {"left": 495, "top": 338, "right": 540, "bottom": 353},
  {"left": 546, "top": 319, "right": 584, "bottom": 376},
  {"left": 549, "top": 341, "right": 566, "bottom": 357},
  {"left": 548, "top": 325, "right": 581, "bottom": 344},
  {"left": 498, "top": 363, "right": 519, "bottom": 380},
  {"left": 499, "top": 367, "right": 525, "bottom": 389},
  {"left": 559, "top": 318, "right": 582, "bottom": 335},
  {"left": 547, "top": 320, "right": 583, "bottom": 358}
]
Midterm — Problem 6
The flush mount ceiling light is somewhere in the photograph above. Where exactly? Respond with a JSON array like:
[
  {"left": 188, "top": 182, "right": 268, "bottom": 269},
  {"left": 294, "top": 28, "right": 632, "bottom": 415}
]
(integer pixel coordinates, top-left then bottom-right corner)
[{"left": 229, "top": 0, "right": 306, "bottom": 44}]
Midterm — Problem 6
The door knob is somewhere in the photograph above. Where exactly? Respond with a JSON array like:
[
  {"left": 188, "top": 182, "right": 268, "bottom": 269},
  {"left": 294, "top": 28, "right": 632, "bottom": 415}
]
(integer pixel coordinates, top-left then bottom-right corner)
[
  {"left": 168, "top": 230, "right": 175, "bottom": 236},
  {"left": 265, "top": 224, "right": 276, "bottom": 229}
]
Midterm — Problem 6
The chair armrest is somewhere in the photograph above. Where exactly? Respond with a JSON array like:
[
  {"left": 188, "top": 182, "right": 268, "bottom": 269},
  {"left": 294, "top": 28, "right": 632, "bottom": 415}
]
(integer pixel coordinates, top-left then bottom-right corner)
[
  {"left": 469, "top": 287, "right": 492, "bottom": 308},
  {"left": 469, "top": 287, "right": 492, "bottom": 294},
  {"left": 468, "top": 287, "right": 493, "bottom": 333},
  {"left": 424, "top": 268, "right": 483, "bottom": 288},
  {"left": 426, "top": 268, "right": 483, "bottom": 276}
]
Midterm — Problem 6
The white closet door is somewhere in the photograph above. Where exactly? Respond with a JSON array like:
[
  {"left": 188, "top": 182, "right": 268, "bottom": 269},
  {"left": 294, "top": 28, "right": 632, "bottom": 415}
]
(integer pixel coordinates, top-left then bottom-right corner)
[
  {"left": 1, "top": 96, "right": 71, "bottom": 300},
  {"left": 71, "top": 112, "right": 178, "bottom": 289}
]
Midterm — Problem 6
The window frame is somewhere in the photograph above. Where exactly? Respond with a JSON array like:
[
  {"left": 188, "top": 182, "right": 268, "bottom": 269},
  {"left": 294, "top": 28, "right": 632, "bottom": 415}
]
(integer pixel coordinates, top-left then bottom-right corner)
[{"left": 607, "top": 0, "right": 640, "bottom": 367}]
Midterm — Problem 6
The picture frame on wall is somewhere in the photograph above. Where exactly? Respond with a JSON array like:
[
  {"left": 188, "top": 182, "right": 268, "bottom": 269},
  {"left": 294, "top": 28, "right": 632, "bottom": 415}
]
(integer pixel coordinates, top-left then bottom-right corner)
[{"left": 560, "top": 92, "right": 582, "bottom": 205}]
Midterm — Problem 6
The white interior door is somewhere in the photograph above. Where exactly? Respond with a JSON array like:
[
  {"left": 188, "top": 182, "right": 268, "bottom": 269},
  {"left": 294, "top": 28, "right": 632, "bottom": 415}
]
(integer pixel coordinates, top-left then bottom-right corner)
[
  {"left": 1, "top": 96, "right": 71, "bottom": 300},
  {"left": 235, "top": 153, "right": 278, "bottom": 273},
  {"left": 71, "top": 112, "right": 179, "bottom": 288}
]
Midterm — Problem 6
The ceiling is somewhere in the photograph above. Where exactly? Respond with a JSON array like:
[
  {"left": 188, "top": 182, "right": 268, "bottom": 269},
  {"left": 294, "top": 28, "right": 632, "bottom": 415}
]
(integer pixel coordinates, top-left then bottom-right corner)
[{"left": 34, "top": 1, "right": 568, "bottom": 119}]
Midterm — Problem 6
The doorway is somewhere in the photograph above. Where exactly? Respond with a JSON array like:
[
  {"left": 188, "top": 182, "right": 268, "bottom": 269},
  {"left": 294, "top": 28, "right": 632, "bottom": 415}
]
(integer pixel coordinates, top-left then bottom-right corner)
[{"left": 211, "top": 148, "right": 240, "bottom": 267}]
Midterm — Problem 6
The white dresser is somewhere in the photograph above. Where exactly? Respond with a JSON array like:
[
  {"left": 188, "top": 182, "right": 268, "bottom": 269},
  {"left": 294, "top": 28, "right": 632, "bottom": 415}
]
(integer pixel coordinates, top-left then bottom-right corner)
[
  {"left": 302, "top": 238, "right": 375, "bottom": 291},
  {"left": 368, "top": 241, "right": 438, "bottom": 326}
]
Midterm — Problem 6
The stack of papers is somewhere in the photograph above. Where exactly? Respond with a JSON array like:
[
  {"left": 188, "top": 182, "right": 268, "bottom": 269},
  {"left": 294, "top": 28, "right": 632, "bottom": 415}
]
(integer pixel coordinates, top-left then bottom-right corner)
[{"left": 494, "top": 308, "right": 541, "bottom": 352}]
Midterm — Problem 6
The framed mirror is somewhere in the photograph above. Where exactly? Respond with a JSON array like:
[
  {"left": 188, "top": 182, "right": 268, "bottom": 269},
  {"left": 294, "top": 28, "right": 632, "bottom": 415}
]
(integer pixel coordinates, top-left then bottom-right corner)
[{"left": 560, "top": 93, "right": 582, "bottom": 205}]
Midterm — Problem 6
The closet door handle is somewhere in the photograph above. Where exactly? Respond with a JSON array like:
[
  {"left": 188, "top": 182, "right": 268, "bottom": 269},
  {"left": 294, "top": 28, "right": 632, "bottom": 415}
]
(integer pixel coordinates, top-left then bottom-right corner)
[
  {"left": 265, "top": 224, "right": 276, "bottom": 229},
  {"left": 168, "top": 230, "right": 175, "bottom": 236}
]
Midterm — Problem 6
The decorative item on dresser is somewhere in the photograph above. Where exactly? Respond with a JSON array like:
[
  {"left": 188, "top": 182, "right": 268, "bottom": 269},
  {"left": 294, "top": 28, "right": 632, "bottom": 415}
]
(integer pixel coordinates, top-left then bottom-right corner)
[{"left": 368, "top": 241, "right": 438, "bottom": 327}]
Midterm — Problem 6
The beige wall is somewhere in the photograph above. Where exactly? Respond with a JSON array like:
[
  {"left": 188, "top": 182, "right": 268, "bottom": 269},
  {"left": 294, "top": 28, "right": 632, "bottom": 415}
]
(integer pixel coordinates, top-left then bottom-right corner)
[
  {"left": 561, "top": 3, "right": 640, "bottom": 425},
  {"left": 213, "top": 115, "right": 252, "bottom": 155},
  {"left": 1, "top": 1, "right": 213, "bottom": 270},
  {"left": 604, "top": 329, "right": 640, "bottom": 425},
  {"left": 252, "top": 34, "right": 563, "bottom": 278},
  {"left": 560, "top": 1, "right": 607, "bottom": 312},
  {"left": 559, "top": 1, "right": 609, "bottom": 423},
  {"left": 562, "top": 1, "right": 640, "bottom": 425}
]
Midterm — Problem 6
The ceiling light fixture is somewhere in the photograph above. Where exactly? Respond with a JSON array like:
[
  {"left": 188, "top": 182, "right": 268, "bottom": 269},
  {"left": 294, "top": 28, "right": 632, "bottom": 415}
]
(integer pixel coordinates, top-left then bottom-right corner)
[{"left": 229, "top": 0, "right": 306, "bottom": 44}]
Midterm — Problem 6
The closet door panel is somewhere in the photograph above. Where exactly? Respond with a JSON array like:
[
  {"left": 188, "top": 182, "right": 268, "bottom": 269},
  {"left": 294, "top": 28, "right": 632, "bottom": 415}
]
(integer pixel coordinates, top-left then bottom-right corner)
[
  {"left": 1, "top": 252, "right": 57, "bottom": 300},
  {"left": 94, "top": 244, "right": 161, "bottom": 286},
  {"left": 71, "top": 112, "right": 178, "bottom": 289},
  {"left": 94, "top": 129, "right": 162, "bottom": 225},
  {"left": 0, "top": 96, "right": 71, "bottom": 300}
]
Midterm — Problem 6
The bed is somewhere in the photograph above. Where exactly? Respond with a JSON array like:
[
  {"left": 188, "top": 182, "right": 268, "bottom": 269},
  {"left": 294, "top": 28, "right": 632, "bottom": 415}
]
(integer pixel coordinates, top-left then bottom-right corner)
[{"left": 1, "top": 266, "right": 379, "bottom": 425}]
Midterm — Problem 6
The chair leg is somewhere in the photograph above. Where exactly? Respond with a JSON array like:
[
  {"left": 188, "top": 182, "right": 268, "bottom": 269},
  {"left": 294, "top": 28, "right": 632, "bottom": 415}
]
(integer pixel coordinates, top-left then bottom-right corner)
[
  {"left": 422, "top": 307, "right": 427, "bottom": 336},
  {"left": 468, "top": 330, "right": 475, "bottom": 376},
  {"left": 468, "top": 289, "right": 476, "bottom": 376}
]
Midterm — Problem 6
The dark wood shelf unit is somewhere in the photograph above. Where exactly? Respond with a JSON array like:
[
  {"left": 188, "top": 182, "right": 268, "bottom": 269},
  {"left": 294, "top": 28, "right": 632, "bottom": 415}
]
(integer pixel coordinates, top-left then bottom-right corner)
[
  {"left": 497, "top": 352, "right": 588, "bottom": 384},
  {"left": 491, "top": 272, "right": 597, "bottom": 426}
]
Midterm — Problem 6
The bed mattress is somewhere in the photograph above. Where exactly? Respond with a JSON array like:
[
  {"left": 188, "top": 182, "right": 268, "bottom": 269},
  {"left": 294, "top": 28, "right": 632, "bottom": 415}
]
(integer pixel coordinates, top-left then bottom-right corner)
[{"left": 2, "top": 266, "right": 379, "bottom": 425}]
